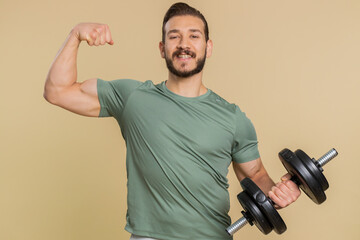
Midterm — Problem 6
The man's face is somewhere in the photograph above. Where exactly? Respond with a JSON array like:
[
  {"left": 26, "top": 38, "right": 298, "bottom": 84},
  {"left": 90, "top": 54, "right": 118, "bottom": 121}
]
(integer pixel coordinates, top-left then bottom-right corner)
[{"left": 160, "top": 15, "right": 213, "bottom": 78}]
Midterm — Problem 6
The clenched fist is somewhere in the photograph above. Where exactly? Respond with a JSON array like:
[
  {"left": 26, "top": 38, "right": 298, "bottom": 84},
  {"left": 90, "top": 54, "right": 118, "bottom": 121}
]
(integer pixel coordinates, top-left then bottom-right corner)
[
  {"left": 268, "top": 173, "right": 301, "bottom": 208},
  {"left": 72, "top": 23, "right": 114, "bottom": 46}
]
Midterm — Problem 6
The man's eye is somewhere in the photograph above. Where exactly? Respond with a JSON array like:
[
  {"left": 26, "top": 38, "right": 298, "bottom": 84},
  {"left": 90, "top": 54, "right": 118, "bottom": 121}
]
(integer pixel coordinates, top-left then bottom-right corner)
[
  {"left": 169, "top": 36, "right": 178, "bottom": 39},
  {"left": 191, "top": 35, "right": 199, "bottom": 38}
]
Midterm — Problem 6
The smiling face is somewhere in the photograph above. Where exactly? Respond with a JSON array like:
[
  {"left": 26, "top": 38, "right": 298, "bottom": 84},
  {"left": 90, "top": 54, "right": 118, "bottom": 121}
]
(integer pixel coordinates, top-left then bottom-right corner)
[{"left": 160, "top": 15, "right": 213, "bottom": 78}]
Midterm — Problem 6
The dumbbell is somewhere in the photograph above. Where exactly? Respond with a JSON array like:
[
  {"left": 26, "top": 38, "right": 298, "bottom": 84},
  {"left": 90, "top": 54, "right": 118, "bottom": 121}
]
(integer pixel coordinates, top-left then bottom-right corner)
[{"left": 226, "top": 148, "right": 338, "bottom": 236}]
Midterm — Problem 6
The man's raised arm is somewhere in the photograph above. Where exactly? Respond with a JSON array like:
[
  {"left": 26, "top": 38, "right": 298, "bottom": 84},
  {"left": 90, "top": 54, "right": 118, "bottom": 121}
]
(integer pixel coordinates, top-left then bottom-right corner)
[{"left": 43, "top": 23, "right": 114, "bottom": 117}]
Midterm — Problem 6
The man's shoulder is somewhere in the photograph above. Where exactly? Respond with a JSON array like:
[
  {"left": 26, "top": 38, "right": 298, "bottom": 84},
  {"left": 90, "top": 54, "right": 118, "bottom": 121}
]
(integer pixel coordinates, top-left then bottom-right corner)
[{"left": 208, "top": 90, "right": 238, "bottom": 114}]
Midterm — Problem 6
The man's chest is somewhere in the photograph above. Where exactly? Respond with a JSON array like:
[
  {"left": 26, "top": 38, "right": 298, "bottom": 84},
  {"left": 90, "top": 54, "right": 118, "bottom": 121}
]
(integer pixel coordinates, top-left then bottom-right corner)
[{"left": 120, "top": 91, "right": 235, "bottom": 159}]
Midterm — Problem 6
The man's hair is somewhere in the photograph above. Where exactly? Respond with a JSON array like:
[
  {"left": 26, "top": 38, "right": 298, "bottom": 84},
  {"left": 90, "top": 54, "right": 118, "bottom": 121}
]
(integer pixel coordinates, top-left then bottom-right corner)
[{"left": 162, "top": 2, "right": 209, "bottom": 43}]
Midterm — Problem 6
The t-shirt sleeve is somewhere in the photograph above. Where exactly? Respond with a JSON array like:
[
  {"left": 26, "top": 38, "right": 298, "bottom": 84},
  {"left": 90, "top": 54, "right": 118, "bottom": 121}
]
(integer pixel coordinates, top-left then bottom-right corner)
[
  {"left": 97, "top": 78, "right": 143, "bottom": 118},
  {"left": 231, "top": 106, "right": 260, "bottom": 163}
]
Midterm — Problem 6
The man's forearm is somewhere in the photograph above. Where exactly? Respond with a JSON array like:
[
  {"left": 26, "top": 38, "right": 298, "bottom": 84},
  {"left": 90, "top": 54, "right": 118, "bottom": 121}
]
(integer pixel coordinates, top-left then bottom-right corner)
[
  {"left": 233, "top": 159, "right": 276, "bottom": 195},
  {"left": 251, "top": 170, "right": 276, "bottom": 195},
  {"left": 44, "top": 29, "right": 80, "bottom": 101}
]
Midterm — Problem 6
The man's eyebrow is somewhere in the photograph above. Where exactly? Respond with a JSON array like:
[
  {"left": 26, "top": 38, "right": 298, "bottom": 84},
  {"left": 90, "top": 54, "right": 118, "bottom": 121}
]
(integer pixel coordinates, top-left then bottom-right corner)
[
  {"left": 189, "top": 29, "right": 202, "bottom": 34},
  {"left": 167, "top": 29, "right": 203, "bottom": 35},
  {"left": 189, "top": 29, "right": 203, "bottom": 34},
  {"left": 167, "top": 29, "right": 180, "bottom": 35}
]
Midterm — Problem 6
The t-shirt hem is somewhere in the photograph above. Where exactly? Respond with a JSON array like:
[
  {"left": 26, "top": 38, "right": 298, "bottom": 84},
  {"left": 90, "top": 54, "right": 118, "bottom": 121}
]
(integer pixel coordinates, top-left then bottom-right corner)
[
  {"left": 97, "top": 78, "right": 107, "bottom": 117},
  {"left": 125, "top": 226, "right": 233, "bottom": 240},
  {"left": 232, "top": 151, "right": 260, "bottom": 164}
]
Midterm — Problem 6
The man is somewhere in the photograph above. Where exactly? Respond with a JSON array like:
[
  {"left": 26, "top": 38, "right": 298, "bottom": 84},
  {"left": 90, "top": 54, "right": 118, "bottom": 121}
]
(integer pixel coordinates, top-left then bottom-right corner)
[{"left": 44, "top": 2, "right": 300, "bottom": 240}]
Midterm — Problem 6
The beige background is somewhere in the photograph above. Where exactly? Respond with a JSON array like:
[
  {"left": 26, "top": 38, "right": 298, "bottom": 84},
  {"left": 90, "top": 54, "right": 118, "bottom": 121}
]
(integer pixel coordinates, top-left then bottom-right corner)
[{"left": 1, "top": 0, "right": 359, "bottom": 239}]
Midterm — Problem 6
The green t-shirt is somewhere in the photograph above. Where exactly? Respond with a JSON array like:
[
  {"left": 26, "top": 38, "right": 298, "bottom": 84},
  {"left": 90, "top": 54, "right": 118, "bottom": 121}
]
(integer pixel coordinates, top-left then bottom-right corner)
[{"left": 97, "top": 79, "right": 260, "bottom": 240}]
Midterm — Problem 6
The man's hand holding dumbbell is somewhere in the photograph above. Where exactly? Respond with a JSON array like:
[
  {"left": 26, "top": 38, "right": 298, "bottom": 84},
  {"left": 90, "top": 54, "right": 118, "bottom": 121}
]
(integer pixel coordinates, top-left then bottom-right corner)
[{"left": 269, "top": 173, "right": 301, "bottom": 209}]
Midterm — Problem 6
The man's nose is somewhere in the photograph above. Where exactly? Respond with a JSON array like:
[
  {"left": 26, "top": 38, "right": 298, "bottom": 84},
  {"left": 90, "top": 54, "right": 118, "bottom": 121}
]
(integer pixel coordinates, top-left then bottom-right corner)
[{"left": 177, "top": 37, "right": 190, "bottom": 49}]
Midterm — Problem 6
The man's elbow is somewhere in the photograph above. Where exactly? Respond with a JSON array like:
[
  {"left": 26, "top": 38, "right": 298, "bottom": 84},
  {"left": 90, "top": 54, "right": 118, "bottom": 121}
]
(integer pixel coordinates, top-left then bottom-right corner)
[{"left": 43, "top": 84, "right": 60, "bottom": 105}]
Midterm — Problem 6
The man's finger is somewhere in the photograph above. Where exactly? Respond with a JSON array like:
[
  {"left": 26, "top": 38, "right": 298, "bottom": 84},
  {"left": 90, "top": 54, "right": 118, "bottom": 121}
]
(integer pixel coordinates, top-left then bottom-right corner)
[
  {"left": 86, "top": 32, "right": 94, "bottom": 46},
  {"left": 99, "top": 27, "right": 106, "bottom": 45},
  {"left": 272, "top": 185, "right": 288, "bottom": 201},
  {"left": 277, "top": 182, "right": 291, "bottom": 193},
  {"left": 94, "top": 28, "right": 102, "bottom": 46},
  {"left": 268, "top": 191, "right": 281, "bottom": 208},
  {"left": 281, "top": 173, "right": 292, "bottom": 181},
  {"left": 269, "top": 188, "right": 288, "bottom": 208},
  {"left": 105, "top": 24, "right": 114, "bottom": 45},
  {"left": 284, "top": 179, "right": 300, "bottom": 192}
]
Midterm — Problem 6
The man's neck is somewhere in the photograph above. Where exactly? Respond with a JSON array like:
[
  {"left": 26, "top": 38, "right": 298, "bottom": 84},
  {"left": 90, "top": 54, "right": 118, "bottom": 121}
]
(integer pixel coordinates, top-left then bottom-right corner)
[{"left": 166, "top": 72, "right": 208, "bottom": 97}]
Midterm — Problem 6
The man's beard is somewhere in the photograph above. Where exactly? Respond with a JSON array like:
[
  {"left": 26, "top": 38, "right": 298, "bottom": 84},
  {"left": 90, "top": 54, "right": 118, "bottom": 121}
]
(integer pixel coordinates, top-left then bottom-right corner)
[{"left": 165, "top": 48, "right": 207, "bottom": 78}]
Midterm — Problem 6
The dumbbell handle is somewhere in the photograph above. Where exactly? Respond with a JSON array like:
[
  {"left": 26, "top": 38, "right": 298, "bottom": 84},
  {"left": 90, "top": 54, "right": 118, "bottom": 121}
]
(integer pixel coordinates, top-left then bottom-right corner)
[
  {"left": 226, "top": 216, "right": 248, "bottom": 235},
  {"left": 316, "top": 148, "right": 338, "bottom": 168},
  {"left": 226, "top": 148, "right": 338, "bottom": 236}
]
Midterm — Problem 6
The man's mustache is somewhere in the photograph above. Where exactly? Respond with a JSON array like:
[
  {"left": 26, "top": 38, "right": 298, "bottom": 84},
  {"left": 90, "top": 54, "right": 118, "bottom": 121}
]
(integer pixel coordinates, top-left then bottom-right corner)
[{"left": 172, "top": 49, "right": 196, "bottom": 58}]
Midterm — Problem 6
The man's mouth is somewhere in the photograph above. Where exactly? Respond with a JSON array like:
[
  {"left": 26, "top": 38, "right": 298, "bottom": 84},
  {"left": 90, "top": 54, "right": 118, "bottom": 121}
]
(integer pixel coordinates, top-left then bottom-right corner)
[
  {"left": 177, "top": 54, "right": 192, "bottom": 59},
  {"left": 173, "top": 50, "right": 195, "bottom": 60}
]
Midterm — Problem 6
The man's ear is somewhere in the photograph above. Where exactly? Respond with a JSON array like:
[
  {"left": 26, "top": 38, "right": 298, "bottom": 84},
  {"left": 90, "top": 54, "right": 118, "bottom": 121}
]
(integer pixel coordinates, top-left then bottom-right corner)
[
  {"left": 206, "top": 39, "right": 213, "bottom": 58},
  {"left": 159, "top": 41, "right": 165, "bottom": 58}
]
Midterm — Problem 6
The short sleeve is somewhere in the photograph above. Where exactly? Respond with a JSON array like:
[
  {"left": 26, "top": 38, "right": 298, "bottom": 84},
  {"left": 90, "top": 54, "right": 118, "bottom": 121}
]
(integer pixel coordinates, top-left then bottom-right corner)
[
  {"left": 97, "top": 78, "right": 143, "bottom": 118},
  {"left": 231, "top": 106, "right": 260, "bottom": 163}
]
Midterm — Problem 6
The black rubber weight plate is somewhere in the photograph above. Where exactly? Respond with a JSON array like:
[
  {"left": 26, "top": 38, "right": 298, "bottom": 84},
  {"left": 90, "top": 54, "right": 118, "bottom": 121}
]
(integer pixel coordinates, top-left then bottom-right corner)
[
  {"left": 237, "top": 191, "right": 273, "bottom": 234},
  {"left": 279, "top": 149, "right": 326, "bottom": 204},
  {"left": 295, "top": 149, "right": 329, "bottom": 192},
  {"left": 240, "top": 178, "right": 287, "bottom": 234}
]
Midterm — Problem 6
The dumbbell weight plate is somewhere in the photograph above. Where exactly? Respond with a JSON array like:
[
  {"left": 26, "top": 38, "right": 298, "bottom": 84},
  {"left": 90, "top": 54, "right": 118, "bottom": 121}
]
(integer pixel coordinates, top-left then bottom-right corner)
[
  {"left": 240, "top": 178, "right": 287, "bottom": 234},
  {"left": 279, "top": 149, "right": 327, "bottom": 204},
  {"left": 237, "top": 191, "right": 273, "bottom": 234},
  {"left": 295, "top": 149, "right": 329, "bottom": 192}
]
